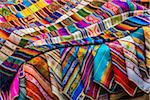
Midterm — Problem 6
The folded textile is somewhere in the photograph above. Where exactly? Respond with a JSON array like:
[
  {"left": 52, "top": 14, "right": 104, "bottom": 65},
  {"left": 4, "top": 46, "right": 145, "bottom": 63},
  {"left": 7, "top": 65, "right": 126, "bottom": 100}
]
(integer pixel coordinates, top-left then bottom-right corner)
[{"left": 0, "top": 0, "right": 150, "bottom": 100}]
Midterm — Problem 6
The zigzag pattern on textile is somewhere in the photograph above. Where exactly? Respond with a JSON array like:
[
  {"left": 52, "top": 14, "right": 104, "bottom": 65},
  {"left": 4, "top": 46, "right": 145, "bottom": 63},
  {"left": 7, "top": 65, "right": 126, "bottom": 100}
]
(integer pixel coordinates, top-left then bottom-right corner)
[{"left": 0, "top": 0, "right": 150, "bottom": 100}]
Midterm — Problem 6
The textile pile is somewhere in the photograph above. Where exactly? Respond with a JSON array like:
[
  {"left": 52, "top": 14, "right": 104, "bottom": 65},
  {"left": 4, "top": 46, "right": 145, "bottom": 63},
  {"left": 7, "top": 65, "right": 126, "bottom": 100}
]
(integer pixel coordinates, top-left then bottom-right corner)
[{"left": 0, "top": 0, "right": 150, "bottom": 100}]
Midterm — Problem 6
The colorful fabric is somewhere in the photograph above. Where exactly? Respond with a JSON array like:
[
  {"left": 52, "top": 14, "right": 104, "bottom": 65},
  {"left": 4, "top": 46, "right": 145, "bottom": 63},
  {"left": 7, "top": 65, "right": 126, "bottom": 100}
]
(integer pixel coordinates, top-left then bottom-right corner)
[
  {"left": 119, "top": 31, "right": 150, "bottom": 94},
  {"left": 94, "top": 44, "right": 116, "bottom": 92},
  {"left": 0, "top": 0, "right": 150, "bottom": 100},
  {"left": 107, "top": 40, "right": 137, "bottom": 96}
]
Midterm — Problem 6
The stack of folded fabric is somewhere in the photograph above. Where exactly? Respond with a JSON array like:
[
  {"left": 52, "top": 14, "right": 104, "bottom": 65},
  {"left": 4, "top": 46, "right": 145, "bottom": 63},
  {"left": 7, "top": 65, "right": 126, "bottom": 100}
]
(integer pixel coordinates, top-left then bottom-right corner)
[{"left": 0, "top": 0, "right": 149, "bottom": 100}]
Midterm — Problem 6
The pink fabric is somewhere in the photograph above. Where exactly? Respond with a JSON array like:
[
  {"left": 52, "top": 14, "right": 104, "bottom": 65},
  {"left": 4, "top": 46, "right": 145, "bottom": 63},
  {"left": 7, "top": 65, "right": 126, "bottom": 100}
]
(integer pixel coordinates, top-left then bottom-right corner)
[{"left": 9, "top": 70, "right": 20, "bottom": 99}]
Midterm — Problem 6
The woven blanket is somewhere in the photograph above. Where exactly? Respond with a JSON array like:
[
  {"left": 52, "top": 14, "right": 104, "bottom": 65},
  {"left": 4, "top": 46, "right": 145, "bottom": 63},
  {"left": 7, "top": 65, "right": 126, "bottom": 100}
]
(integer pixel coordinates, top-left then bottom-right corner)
[{"left": 0, "top": 0, "right": 150, "bottom": 100}]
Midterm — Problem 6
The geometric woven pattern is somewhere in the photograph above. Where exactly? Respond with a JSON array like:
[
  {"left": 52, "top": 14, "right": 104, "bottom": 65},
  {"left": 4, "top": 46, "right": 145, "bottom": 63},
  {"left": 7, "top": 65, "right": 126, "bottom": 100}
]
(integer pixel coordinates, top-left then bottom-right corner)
[{"left": 0, "top": 0, "right": 150, "bottom": 100}]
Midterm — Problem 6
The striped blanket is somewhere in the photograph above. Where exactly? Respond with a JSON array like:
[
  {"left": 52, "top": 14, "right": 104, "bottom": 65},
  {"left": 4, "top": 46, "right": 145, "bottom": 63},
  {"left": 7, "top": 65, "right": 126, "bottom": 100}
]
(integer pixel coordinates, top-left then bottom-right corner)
[{"left": 0, "top": 0, "right": 150, "bottom": 100}]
